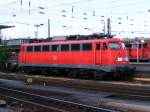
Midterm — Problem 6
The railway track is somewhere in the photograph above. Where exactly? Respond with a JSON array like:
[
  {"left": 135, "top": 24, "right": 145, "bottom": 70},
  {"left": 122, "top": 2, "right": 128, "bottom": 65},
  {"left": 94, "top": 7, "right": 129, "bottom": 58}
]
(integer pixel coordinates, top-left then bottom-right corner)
[
  {"left": 1, "top": 72, "right": 150, "bottom": 107},
  {"left": 0, "top": 86, "right": 116, "bottom": 112},
  {"left": 91, "top": 83, "right": 150, "bottom": 101},
  {"left": 1, "top": 72, "right": 150, "bottom": 102}
]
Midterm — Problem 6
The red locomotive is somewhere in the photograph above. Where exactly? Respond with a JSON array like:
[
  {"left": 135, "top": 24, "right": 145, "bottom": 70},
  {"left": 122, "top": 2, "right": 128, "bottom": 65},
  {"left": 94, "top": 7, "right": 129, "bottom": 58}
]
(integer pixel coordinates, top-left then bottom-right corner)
[
  {"left": 125, "top": 40, "right": 150, "bottom": 62},
  {"left": 18, "top": 36, "right": 134, "bottom": 79}
]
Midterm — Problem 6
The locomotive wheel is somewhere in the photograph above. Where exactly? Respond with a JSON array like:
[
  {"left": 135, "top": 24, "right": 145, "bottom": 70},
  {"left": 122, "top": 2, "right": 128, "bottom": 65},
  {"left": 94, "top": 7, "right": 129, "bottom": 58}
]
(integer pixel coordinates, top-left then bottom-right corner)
[
  {"left": 23, "top": 67, "right": 36, "bottom": 74},
  {"left": 113, "top": 71, "right": 119, "bottom": 80},
  {"left": 82, "top": 69, "right": 95, "bottom": 79},
  {"left": 47, "top": 68, "right": 55, "bottom": 76},
  {"left": 67, "top": 69, "right": 78, "bottom": 78},
  {"left": 23, "top": 67, "right": 31, "bottom": 74},
  {"left": 41, "top": 67, "right": 48, "bottom": 75},
  {"left": 94, "top": 70, "right": 104, "bottom": 80},
  {"left": 114, "top": 74, "right": 121, "bottom": 80},
  {"left": 47, "top": 68, "right": 59, "bottom": 76},
  {"left": 68, "top": 69, "right": 92, "bottom": 79},
  {"left": 58, "top": 68, "right": 68, "bottom": 77}
]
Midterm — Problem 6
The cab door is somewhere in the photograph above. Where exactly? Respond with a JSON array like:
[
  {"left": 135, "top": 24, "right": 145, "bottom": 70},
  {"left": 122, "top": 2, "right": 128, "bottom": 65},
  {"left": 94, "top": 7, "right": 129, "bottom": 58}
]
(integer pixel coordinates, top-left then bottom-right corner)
[{"left": 95, "top": 43, "right": 101, "bottom": 65}]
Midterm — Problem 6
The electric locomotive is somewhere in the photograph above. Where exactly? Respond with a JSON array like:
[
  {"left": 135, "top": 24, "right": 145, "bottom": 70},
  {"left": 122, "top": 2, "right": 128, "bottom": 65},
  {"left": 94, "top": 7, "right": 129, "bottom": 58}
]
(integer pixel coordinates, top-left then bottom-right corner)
[
  {"left": 18, "top": 35, "right": 134, "bottom": 80},
  {"left": 125, "top": 40, "right": 150, "bottom": 62}
]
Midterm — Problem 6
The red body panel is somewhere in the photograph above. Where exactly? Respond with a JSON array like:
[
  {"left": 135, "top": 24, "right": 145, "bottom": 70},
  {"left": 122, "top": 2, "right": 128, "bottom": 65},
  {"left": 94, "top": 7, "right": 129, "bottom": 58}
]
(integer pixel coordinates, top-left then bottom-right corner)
[{"left": 144, "top": 49, "right": 150, "bottom": 58}]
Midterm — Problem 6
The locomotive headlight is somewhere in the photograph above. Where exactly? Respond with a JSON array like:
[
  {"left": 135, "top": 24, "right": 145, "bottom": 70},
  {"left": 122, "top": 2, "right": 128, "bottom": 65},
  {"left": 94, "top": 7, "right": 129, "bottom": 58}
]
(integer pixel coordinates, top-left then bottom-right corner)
[
  {"left": 124, "top": 57, "right": 129, "bottom": 61},
  {"left": 116, "top": 57, "right": 123, "bottom": 62},
  {"left": 116, "top": 57, "right": 129, "bottom": 62}
]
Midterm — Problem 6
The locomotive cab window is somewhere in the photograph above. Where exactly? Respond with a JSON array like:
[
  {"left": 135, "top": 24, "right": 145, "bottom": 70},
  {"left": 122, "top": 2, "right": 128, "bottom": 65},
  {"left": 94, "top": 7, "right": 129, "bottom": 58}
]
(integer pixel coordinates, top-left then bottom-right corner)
[
  {"left": 103, "top": 43, "right": 108, "bottom": 50},
  {"left": 61, "top": 44, "right": 69, "bottom": 51},
  {"left": 27, "top": 46, "right": 33, "bottom": 52},
  {"left": 34, "top": 46, "right": 41, "bottom": 52},
  {"left": 82, "top": 43, "right": 92, "bottom": 51},
  {"left": 42, "top": 45, "right": 49, "bottom": 52},
  {"left": 109, "top": 42, "right": 120, "bottom": 50},
  {"left": 71, "top": 44, "right": 80, "bottom": 51},
  {"left": 52, "top": 45, "right": 59, "bottom": 52}
]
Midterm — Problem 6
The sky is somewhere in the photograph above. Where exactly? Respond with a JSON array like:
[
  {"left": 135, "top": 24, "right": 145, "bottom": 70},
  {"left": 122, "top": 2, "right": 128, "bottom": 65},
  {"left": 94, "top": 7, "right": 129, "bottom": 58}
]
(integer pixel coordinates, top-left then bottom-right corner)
[{"left": 0, "top": 0, "right": 150, "bottom": 39}]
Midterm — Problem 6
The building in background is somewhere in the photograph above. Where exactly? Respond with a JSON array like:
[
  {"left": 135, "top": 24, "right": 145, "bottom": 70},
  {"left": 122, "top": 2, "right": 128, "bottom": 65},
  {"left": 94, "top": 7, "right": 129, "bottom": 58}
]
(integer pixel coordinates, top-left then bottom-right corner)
[{"left": 0, "top": 25, "right": 15, "bottom": 45}]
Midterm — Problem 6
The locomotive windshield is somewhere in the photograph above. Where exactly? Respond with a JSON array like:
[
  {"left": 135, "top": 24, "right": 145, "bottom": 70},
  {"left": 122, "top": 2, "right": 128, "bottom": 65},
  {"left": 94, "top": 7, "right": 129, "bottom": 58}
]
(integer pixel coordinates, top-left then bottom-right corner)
[{"left": 109, "top": 42, "right": 120, "bottom": 50}]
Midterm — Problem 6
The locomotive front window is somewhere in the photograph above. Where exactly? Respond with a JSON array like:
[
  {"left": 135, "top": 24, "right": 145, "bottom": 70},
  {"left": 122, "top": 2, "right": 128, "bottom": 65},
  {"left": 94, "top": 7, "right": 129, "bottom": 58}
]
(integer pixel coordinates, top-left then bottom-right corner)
[{"left": 109, "top": 42, "right": 120, "bottom": 50}]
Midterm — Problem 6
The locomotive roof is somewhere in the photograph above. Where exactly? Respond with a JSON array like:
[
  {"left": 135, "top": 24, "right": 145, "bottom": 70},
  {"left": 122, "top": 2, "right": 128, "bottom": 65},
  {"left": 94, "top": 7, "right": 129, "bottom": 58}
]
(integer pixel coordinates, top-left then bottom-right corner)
[{"left": 22, "top": 38, "right": 120, "bottom": 46}]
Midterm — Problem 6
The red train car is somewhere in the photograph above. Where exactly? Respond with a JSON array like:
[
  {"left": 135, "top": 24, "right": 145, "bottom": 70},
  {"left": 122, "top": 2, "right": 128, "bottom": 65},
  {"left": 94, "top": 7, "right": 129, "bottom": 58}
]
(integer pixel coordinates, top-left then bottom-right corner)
[
  {"left": 125, "top": 41, "right": 150, "bottom": 62},
  {"left": 18, "top": 38, "right": 133, "bottom": 79}
]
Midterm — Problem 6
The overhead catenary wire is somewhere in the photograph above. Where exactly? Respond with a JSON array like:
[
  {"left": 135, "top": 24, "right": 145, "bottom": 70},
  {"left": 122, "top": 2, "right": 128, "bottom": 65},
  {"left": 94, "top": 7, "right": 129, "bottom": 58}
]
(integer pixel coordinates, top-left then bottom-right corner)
[
  {"left": 0, "top": 0, "right": 150, "bottom": 38},
  {"left": 0, "top": 0, "right": 149, "bottom": 17}
]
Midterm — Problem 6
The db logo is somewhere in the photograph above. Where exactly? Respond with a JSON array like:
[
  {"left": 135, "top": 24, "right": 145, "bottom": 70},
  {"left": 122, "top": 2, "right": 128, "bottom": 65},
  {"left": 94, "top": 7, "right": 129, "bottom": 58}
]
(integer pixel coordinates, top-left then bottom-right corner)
[{"left": 53, "top": 56, "right": 58, "bottom": 60}]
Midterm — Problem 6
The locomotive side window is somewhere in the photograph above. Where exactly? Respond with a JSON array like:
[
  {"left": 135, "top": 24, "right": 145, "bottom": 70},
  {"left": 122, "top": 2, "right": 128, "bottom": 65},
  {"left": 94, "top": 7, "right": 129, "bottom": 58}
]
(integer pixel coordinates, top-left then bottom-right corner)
[
  {"left": 42, "top": 45, "right": 49, "bottom": 52},
  {"left": 34, "top": 46, "right": 41, "bottom": 52},
  {"left": 71, "top": 44, "right": 80, "bottom": 51},
  {"left": 61, "top": 44, "right": 69, "bottom": 51},
  {"left": 96, "top": 43, "right": 101, "bottom": 50},
  {"left": 103, "top": 43, "right": 107, "bottom": 50},
  {"left": 27, "top": 46, "right": 33, "bottom": 52},
  {"left": 109, "top": 42, "right": 120, "bottom": 50},
  {"left": 52, "top": 45, "right": 59, "bottom": 52},
  {"left": 82, "top": 43, "right": 92, "bottom": 51}
]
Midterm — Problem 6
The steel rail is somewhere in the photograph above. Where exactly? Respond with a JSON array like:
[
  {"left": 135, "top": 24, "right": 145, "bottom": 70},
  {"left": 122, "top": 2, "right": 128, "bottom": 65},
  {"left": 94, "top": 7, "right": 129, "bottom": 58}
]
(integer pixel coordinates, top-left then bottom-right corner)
[{"left": 0, "top": 86, "right": 116, "bottom": 112}]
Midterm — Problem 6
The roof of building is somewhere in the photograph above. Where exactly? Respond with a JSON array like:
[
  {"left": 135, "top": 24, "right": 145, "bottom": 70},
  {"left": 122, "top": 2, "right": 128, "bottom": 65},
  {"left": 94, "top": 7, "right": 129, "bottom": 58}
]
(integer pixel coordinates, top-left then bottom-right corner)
[{"left": 0, "top": 25, "right": 15, "bottom": 29}]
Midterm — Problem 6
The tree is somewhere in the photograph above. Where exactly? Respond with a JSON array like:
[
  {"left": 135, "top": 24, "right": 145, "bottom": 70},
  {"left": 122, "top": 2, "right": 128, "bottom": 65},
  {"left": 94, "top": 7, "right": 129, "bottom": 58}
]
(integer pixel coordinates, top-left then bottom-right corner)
[{"left": 0, "top": 46, "right": 10, "bottom": 70}]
